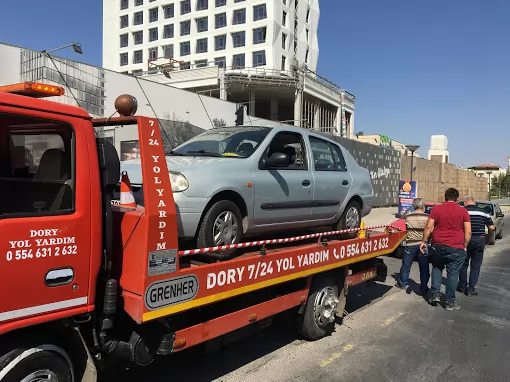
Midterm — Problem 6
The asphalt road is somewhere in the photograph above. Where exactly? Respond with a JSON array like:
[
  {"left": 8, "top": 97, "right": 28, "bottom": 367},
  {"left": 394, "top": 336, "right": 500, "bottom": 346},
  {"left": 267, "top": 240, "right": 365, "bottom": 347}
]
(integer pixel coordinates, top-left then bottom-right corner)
[{"left": 103, "top": 216, "right": 510, "bottom": 382}]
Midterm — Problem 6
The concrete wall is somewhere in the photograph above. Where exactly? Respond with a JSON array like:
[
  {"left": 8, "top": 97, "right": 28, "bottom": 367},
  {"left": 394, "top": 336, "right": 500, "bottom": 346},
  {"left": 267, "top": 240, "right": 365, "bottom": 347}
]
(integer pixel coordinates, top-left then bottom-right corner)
[{"left": 401, "top": 156, "right": 488, "bottom": 202}]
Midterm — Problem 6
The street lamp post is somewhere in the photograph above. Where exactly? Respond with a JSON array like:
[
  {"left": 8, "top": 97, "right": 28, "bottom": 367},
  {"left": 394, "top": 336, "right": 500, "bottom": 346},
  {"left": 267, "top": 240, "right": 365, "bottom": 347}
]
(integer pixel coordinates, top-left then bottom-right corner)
[
  {"left": 406, "top": 144, "right": 420, "bottom": 182},
  {"left": 41, "top": 42, "right": 83, "bottom": 55}
]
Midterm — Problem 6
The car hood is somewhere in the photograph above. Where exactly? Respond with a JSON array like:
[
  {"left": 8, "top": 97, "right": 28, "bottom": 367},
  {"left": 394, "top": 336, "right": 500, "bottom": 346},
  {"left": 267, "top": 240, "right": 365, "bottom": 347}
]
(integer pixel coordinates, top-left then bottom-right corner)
[{"left": 120, "top": 156, "right": 239, "bottom": 184}]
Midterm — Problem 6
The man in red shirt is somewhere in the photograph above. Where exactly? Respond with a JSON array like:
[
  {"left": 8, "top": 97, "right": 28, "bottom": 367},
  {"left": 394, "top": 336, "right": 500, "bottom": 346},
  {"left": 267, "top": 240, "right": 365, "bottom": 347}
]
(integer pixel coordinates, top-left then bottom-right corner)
[{"left": 419, "top": 188, "right": 471, "bottom": 310}]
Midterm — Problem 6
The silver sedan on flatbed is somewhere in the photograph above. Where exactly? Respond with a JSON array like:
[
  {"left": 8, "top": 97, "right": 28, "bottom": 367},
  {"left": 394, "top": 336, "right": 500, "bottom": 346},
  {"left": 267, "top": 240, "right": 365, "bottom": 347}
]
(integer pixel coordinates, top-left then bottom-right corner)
[{"left": 121, "top": 125, "right": 374, "bottom": 254}]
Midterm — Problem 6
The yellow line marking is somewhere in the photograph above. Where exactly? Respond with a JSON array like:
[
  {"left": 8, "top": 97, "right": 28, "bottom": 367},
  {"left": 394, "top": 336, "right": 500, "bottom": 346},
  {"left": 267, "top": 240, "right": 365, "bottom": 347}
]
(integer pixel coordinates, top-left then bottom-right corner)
[
  {"left": 319, "top": 344, "right": 354, "bottom": 367},
  {"left": 382, "top": 312, "right": 404, "bottom": 327},
  {"left": 143, "top": 241, "right": 403, "bottom": 322}
]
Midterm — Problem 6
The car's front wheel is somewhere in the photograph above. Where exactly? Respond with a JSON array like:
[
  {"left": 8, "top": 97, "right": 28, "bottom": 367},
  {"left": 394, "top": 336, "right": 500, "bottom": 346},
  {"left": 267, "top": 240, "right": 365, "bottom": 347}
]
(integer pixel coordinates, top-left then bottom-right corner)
[{"left": 197, "top": 200, "right": 243, "bottom": 256}]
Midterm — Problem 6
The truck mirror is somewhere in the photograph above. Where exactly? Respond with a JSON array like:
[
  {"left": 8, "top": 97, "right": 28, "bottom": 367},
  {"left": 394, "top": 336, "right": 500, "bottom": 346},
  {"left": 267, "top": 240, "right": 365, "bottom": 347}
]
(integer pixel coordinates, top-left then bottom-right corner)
[{"left": 96, "top": 138, "right": 120, "bottom": 194}]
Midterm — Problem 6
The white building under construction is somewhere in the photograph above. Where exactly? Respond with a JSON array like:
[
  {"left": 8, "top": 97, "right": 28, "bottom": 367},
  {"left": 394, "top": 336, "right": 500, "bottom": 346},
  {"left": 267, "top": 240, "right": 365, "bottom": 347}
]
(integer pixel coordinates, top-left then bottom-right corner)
[{"left": 102, "top": 0, "right": 355, "bottom": 137}]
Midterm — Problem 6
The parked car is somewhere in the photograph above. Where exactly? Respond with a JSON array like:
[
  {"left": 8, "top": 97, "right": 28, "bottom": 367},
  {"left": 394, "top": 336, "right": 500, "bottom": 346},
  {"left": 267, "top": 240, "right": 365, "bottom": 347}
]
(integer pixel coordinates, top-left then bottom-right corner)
[
  {"left": 119, "top": 125, "right": 374, "bottom": 254},
  {"left": 457, "top": 200, "right": 504, "bottom": 245}
]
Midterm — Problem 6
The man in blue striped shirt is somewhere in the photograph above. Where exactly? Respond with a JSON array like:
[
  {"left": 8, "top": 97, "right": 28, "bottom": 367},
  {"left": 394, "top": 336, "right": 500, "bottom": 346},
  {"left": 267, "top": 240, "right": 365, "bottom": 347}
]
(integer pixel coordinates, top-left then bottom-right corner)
[{"left": 458, "top": 196, "right": 495, "bottom": 296}]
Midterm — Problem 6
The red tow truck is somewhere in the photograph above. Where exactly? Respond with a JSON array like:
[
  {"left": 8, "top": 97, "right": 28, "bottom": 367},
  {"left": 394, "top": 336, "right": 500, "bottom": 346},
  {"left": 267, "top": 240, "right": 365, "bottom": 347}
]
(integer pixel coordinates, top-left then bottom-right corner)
[{"left": 0, "top": 82, "right": 406, "bottom": 382}]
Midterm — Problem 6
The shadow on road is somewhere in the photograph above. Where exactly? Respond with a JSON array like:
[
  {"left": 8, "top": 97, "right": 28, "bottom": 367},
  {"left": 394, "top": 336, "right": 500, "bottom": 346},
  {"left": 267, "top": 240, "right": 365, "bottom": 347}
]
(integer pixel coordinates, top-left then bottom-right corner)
[{"left": 99, "top": 281, "right": 393, "bottom": 382}]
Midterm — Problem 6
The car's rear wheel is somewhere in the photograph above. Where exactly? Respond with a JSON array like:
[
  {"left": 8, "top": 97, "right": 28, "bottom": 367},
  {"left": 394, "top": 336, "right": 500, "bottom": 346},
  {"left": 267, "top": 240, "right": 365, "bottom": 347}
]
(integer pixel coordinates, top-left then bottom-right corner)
[
  {"left": 197, "top": 200, "right": 243, "bottom": 256},
  {"left": 335, "top": 200, "right": 361, "bottom": 239}
]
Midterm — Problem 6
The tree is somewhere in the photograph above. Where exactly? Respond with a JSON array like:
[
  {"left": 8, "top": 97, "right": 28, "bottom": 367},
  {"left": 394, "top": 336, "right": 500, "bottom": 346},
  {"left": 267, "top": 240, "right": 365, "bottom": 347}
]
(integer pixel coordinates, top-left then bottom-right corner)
[{"left": 161, "top": 112, "right": 204, "bottom": 152}]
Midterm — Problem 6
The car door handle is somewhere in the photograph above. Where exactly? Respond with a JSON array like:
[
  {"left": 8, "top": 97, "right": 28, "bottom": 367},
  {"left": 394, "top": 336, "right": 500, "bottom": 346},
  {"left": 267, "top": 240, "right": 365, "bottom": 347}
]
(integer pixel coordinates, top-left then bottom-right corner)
[
  {"left": 302, "top": 180, "right": 311, "bottom": 187},
  {"left": 342, "top": 180, "right": 349, "bottom": 186}
]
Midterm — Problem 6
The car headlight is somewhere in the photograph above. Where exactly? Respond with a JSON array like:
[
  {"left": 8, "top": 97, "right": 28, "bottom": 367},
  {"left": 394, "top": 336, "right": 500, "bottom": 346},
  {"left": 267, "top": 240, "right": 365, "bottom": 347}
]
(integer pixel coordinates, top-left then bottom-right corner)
[{"left": 169, "top": 172, "right": 189, "bottom": 192}]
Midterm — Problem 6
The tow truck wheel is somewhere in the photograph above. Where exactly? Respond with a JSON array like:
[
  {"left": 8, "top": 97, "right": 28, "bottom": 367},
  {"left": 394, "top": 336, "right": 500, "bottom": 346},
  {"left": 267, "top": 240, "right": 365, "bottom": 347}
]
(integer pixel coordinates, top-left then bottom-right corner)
[
  {"left": 297, "top": 274, "right": 340, "bottom": 341},
  {"left": 0, "top": 345, "right": 73, "bottom": 382},
  {"left": 197, "top": 199, "right": 243, "bottom": 256}
]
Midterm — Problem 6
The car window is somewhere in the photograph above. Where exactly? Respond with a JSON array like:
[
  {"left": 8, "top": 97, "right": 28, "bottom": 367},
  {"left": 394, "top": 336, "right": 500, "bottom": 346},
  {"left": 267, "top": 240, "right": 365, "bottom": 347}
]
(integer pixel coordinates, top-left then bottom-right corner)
[
  {"left": 262, "top": 131, "right": 307, "bottom": 170},
  {"left": 476, "top": 202, "right": 494, "bottom": 215},
  {"left": 171, "top": 126, "right": 271, "bottom": 158},
  {"left": 1, "top": 114, "right": 75, "bottom": 217},
  {"left": 309, "top": 136, "right": 347, "bottom": 171}
]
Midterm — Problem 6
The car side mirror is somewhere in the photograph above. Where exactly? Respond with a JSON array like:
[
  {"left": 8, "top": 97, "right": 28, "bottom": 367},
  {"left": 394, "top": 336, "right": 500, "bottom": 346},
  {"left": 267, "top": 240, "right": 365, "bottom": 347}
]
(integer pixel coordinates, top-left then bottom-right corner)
[
  {"left": 262, "top": 152, "right": 290, "bottom": 169},
  {"left": 497, "top": 212, "right": 504, "bottom": 218}
]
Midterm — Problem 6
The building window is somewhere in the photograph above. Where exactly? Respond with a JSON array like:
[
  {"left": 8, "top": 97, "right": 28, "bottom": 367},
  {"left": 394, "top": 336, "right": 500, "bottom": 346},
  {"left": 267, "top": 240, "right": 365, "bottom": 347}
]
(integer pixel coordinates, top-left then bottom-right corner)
[
  {"left": 120, "top": 53, "right": 128, "bottom": 66},
  {"left": 196, "top": 38, "right": 208, "bottom": 53},
  {"left": 180, "top": 20, "right": 191, "bottom": 36},
  {"left": 135, "top": 0, "right": 143, "bottom": 5},
  {"left": 164, "top": 4, "right": 174, "bottom": 18},
  {"left": 215, "top": 35, "right": 226, "bottom": 50},
  {"left": 180, "top": 41, "right": 191, "bottom": 56},
  {"left": 149, "top": 27, "right": 158, "bottom": 42},
  {"left": 282, "top": 11, "right": 287, "bottom": 26},
  {"left": 163, "top": 44, "right": 174, "bottom": 58},
  {"left": 133, "top": 50, "right": 143, "bottom": 64},
  {"left": 132, "top": 69, "right": 143, "bottom": 75},
  {"left": 234, "top": 0, "right": 245, "bottom": 2},
  {"left": 306, "top": 28, "right": 309, "bottom": 42},
  {"left": 253, "top": 27, "right": 266, "bottom": 44},
  {"left": 133, "top": 31, "right": 143, "bottom": 45},
  {"left": 306, "top": 7, "right": 310, "bottom": 22},
  {"left": 148, "top": 47, "right": 158, "bottom": 60},
  {"left": 149, "top": 7, "right": 158, "bottom": 22},
  {"left": 215, "top": 56, "right": 226, "bottom": 67},
  {"left": 253, "top": 4, "right": 267, "bottom": 21},
  {"left": 294, "top": 40, "right": 297, "bottom": 53},
  {"left": 282, "top": 33, "right": 287, "bottom": 49},
  {"left": 181, "top": 62, "right": 191, "bottom": 70},
  {"left": 253, "top": 50, "right": 266, "bottom": 67},
  {"left": 197, "top": 0, "right": 208, "bottom": 11},
  {"left": 196, "top": 16, "right": 208, "bottom": 32},
  {"left": 305, "top": 49, "right": 309, "bottom": 63},
  {"left": 281, "top": 55, "right": 286, "bottom": 70},
  {"left": 196, "top": 59, "right": 208, "bottom": 67},
  {"left": 233, "top": 8, "right": 246, "bottom": 24},
  {"left": 232, "top": 53, "right": 245, "bottom": 68},
  {"left": 283, "top": 0, "right": 286, "bottom": 4},
  {"left": 215, "top": 12, "right": 226, "bottom": 28},
  {"left": 120, "top": 33, "right": 128, "bottom": 48},
  {"left": 232, "top": 31, "right": 245, "bottom": 47},
  {"left": 120, "top": 0, "right": 128, "bottom": 10},
  {"left": 181, "top": 0, "right": 191, "bottom": 14},
  {"left": 215, "top": 0, "right": 226, "bottom": 6},
  {"left": 163, "top": 24, "right": 174, "bottom": 38},
  {"left": 120, "top": 15, "right": 128, "bottom": 28},
  {"left": 134, "top": 11, "right": 143, "bottom": 25}
]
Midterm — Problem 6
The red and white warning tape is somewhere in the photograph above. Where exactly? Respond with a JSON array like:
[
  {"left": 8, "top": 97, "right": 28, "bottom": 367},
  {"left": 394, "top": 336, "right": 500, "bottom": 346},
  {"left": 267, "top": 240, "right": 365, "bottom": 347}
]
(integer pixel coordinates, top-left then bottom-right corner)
[{"left": 179, "top": 224, "right": 403, "bottom": 256}]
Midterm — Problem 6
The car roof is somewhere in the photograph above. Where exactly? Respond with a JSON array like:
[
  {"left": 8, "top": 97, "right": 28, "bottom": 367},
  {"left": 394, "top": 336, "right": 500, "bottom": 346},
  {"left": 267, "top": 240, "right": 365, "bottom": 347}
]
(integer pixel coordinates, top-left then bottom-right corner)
[{"left": 236, "top": 124, "right": 342, "bottom": 146}]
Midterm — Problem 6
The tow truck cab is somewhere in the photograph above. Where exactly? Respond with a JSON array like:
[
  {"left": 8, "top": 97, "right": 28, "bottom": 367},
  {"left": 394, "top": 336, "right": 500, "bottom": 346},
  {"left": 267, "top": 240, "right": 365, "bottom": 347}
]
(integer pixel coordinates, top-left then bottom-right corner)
[{"left": 0, "top": 83, "right": 104, "bottom": 330}]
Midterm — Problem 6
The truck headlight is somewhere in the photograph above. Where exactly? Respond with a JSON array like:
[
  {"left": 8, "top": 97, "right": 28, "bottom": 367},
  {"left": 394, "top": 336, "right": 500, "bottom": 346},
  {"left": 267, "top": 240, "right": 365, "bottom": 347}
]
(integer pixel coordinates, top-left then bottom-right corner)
[{"left": 169, "top": 172, "right": 189, "bottom": 192}]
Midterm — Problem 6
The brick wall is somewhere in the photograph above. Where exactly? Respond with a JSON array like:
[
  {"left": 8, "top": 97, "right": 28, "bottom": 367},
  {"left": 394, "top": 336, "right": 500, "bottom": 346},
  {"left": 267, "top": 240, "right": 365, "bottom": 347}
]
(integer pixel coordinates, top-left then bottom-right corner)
[{"left": 401, "top": 157, "right": 488, "bottom": 202}]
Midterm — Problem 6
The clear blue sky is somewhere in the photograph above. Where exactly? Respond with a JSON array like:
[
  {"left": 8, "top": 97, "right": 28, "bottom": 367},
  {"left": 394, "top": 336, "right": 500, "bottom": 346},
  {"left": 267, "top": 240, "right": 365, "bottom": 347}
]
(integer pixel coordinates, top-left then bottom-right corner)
[{"left": 1, "top": 0, "right": 508, "bottom": 167}]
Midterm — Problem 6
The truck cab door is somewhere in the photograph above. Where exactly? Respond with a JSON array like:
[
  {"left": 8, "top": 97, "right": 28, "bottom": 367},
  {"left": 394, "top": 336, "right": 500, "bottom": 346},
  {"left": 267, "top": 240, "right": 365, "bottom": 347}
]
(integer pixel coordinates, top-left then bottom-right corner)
[{"left": 0, "top": 111, "right": 93, "bottom": 325}]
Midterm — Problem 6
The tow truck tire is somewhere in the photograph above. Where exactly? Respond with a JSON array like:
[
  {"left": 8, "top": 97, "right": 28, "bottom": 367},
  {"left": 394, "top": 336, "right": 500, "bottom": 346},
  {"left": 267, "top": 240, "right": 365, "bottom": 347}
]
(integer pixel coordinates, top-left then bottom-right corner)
[
  {"left": 197, "top": 199, "right": 243, "bottom": 256},
  {"left": 0, "top": 346, "right": 73, "bottom": 382},
  {"left": 297, "top": 274, "right": 340, "bottom": 341}
]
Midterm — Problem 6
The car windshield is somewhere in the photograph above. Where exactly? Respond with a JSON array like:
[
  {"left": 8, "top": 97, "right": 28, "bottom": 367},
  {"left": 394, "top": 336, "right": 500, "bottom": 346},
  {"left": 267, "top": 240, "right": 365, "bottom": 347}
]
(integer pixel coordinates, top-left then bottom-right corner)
[
  {"left": 458, "top": 201, "right": 494, "bottom": 215},
  {"left": 170, "top": 126, "right": 271, "bottom": 158}
]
